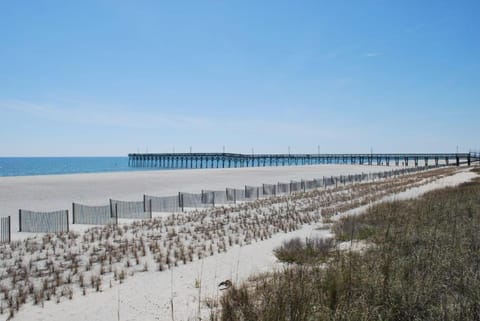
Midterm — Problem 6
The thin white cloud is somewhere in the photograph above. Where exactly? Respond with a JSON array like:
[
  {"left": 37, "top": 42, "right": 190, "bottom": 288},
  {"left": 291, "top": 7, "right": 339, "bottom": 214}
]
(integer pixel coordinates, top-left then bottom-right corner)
[
  {"left": 364, "top": 52, "right": 384, "bottom": 57},
  {"left": 0, "top": 99, "right": 354, "bottom": 149},
  {"left": 0, "top": 100, "right": 211, "bottom": 130}
]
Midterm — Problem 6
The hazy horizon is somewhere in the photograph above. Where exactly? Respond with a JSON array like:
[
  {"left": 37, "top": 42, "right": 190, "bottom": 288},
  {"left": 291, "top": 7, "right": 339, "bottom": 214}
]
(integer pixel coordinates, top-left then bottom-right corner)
[{"left": 0, "top": 150, "right": 477, "bottom": 158}]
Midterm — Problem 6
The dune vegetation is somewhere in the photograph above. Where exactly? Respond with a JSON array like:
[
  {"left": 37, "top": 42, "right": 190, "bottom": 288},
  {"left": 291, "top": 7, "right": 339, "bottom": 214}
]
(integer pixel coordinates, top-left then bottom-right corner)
[{"left": 218, "top": 167, "right": 480, "bottom": 321}]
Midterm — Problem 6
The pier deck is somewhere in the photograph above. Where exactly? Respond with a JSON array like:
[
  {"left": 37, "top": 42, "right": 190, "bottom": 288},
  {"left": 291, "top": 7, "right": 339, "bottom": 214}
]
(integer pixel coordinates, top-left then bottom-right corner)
[{"left": 128, "top": 153, "right": 476, "bottom": 169}]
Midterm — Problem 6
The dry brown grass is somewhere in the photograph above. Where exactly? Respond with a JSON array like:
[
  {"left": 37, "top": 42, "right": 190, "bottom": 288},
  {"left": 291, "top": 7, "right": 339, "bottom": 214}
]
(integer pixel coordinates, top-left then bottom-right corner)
[
  {"left": 273, "top": 237, "right": 334, "bottom": 264},
  {"left": 218, "top": 175, "right": 480, "bottom": 321}
]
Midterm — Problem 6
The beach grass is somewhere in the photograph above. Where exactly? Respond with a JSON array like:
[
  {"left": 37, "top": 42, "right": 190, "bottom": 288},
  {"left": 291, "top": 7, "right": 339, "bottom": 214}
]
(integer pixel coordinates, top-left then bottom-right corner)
[
  {"left": 218, "top": 173, "right": 480, "bottom": 321},
  {"left": 273, "top": 237, "right": 334, "bottom": 265}
]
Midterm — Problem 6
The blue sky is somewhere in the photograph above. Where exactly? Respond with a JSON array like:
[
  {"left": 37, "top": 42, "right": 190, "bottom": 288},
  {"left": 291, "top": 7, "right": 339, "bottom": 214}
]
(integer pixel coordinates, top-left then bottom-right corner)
[{"left": 1, "top": 1, "right": 479, "bottom": 156}]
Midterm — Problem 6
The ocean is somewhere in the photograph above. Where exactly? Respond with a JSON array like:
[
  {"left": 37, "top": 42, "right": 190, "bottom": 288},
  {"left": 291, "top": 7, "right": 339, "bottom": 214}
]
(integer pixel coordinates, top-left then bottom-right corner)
[{"left": 0, "top": 157, "right": 150, "bottom": 177}]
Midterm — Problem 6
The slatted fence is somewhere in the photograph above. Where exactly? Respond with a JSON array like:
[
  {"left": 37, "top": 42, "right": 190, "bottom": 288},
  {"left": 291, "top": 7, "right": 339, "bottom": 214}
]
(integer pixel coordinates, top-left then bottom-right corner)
[
  {"left": 19, "top": 209, "right": 69, "bottom": 233},
  {"left": 277, "top": 182, "right": 290, "bottom": 195},
  {"left": 212, "top": 190, "right": 229, "bottom": 205},
  {"left": 226, "top": 188, "right": 246, "bottom": 203},
  {"left": 0, "top": 216, "right": 11, "bottom": 243},
  {"left": 180, "top": 192, "right": 213, "bottom": 210},
  {"left": 110, "top": 199, "right": 151, "bottom": 219},
  {"left": 144, "top": 194, "right": 181, "bottom": 213},
  {"left": 13, "top": 166, "right": 436, "bottom": 233},
  {"left": 201, "top": 190, "right": 231, "bottom": 206},
  {"left": 245, "top": 186, "right": 261, "bottom": 200},
  {"left": 72, "top": 203, "right": 116, "bottom": 225},
  {"left": 290, "top": 181, "right": 303, "bottom": 192},
  {"left": 262, "top": 184, "right": 277, "bottom": 197}
]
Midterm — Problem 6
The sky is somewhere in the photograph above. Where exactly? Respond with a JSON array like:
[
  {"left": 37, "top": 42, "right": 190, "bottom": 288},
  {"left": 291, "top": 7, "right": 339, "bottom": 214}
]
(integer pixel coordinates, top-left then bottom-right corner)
[{"left": 0, "top": 0, "right": 479, "bottom": 156}]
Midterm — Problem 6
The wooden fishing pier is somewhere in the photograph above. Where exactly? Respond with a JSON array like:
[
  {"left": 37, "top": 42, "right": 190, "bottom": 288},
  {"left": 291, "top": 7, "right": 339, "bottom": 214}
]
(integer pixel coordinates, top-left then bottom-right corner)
[{"left": 128, "top": 152, "right": 476, "bottom": 169}]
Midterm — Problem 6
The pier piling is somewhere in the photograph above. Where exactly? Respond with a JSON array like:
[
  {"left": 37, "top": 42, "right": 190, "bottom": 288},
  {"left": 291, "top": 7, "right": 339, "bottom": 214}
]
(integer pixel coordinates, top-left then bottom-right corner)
[{"left": 128, "top": 153, "right": 471, "bottom": 169}]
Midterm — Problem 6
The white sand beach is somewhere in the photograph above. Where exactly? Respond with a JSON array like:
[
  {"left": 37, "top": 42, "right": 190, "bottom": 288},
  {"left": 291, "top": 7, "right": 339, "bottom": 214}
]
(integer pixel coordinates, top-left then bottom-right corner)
[
  {"left": 0, "top": 165, "right": 393, "bottom": 232},
  {"left": 4, "top": 167, "right": 475, "bottom": 321}
]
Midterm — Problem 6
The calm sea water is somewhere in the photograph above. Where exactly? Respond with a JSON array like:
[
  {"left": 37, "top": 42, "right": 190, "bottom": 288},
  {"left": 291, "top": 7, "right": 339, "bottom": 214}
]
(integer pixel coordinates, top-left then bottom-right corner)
[{"left": 0, "top": 157, "right": 152, "bottom": 177}]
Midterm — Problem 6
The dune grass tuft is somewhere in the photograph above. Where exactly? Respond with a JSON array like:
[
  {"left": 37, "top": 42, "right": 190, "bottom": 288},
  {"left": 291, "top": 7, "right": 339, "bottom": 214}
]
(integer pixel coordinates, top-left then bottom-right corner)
[{"left": 273, "top": 237, "right": 334, "bottom": 264}]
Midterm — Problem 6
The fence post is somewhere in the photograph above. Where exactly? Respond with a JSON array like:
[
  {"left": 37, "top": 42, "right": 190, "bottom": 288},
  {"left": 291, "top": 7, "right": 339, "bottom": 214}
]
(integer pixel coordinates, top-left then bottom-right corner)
[
  {"left": 18, "top": 209, "right": 22, "bottom": 232},
  {"left": 149, "top": 199, "right": 153, "bottom": 219},
  {"left": 72, "top": 203, "right": 76, "bottom": 224},
  {"left": 179, "top": 192, "right": 184, "bottom": 212},
  {"left": 143, "top": 195, "right": 147, "bottom": 213},
  {"left": 8, "top": 216, "right": 11, "bottom": 243},
  {"left": 66, "top": 210, "right": 69, "bottom": 233},
  {"left": 212, "top": 192, "right": 215, "bottom": 208},
  {"left": 115, "top": 203, "right": 119, "bottom": 225},
  {"left": 109, "top": 199, "right": 114, "bottom": 218}
]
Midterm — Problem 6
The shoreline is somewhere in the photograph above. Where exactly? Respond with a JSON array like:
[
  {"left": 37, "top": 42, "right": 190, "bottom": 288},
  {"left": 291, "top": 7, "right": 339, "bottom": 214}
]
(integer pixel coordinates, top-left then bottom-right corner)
[
  {"left": 0, "top": 163, "right": 394, "bottom": 180},
  {"left": 0, "top": 163, "right": 404, "bottom": 180},
  {"left": 1, "top": 164, "right": 396, "bottom": 231},
  {"left": 0, "top": 167, "right": 163, "bottom": 179}
]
